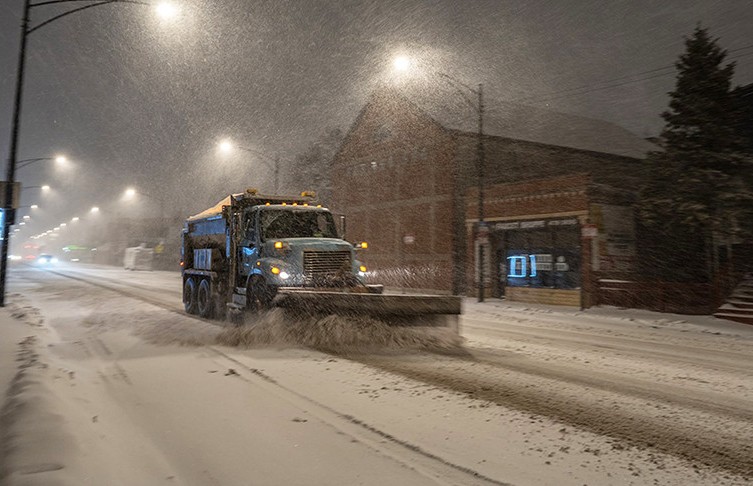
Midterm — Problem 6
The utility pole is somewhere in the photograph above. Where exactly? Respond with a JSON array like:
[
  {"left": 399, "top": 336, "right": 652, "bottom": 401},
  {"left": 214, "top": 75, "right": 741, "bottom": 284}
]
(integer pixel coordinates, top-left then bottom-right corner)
[
  {"left": 476, "top": 83, "right": 486, "bottom": 303},
  {"left": 1, "top": 0, "right": 31, "bottom": 307},
  {"left": 274, "top": 155, "right": 280, "bottom": 193}
]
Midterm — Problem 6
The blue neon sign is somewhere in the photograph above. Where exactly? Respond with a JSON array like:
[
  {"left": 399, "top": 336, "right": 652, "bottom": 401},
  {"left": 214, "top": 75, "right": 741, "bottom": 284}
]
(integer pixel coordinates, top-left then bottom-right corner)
[{"left": 508, "top": 254, "right": 537, "bottom": 278}]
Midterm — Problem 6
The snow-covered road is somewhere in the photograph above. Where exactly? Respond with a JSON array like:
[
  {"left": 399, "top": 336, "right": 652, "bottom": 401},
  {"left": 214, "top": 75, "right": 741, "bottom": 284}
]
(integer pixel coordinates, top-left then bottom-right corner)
[{"left": 2, "top": 263, "right": 752, "bottom": 485}]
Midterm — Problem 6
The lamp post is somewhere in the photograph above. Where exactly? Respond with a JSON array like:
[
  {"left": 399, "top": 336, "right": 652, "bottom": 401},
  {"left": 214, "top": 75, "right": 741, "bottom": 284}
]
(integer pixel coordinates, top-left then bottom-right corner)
[
  {"left": 392, "top": 57, "right": 487, "bottom": 301},
  {"left": 123, "top": 186, "right": 166, "bottom": 220},
  {"left": 17, "top": 155, "right": 67, "bottom": 170},
  {"left": 0, "top": 0, "right": 176, "bottom": 306},
  {"left": 218, "top": 139, "right": 281, "bottom": 193}
]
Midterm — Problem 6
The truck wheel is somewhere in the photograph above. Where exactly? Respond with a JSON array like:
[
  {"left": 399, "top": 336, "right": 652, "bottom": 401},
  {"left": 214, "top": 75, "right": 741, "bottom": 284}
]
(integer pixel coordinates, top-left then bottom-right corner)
[
  {"left": 247, "top": 277, "right": 273, "bottom": 312},
  {"left": 184, "top": 277, "right": 198, "bottom": 315},
  {"left": 197, "top": 279, "right": 214, "bottom": 318}
]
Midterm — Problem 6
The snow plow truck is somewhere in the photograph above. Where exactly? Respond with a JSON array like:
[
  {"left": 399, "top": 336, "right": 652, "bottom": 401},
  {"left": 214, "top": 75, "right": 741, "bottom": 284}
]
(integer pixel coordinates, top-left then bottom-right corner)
[{"left": 181, "top": 189, "right": 460, "bottom": 330}]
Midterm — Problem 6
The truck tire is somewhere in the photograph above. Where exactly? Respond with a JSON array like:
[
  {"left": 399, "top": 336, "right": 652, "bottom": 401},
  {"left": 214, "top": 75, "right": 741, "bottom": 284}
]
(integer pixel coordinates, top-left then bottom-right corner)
[
  {"left": 184, "top": 277, "right": 198, "bottom": 315},
  {"left": 197, "top": 279, "right": 213, "bottom": 318},
  {"left": 247, "top": 277, "right": 273, "bottom": 312}
]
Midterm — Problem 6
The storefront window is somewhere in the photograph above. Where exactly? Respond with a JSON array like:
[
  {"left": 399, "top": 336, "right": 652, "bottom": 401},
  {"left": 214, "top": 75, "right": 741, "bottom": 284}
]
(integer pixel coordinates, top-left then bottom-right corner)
[{"left": 499, "top": 225, "right": 580, "bottom": 290}]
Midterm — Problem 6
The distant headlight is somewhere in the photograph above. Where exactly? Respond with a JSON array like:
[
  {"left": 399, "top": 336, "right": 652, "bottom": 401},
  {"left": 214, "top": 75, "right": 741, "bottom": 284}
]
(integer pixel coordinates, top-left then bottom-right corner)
[{"left": 279, "top": 271, "right": 290, "bottom": 280}]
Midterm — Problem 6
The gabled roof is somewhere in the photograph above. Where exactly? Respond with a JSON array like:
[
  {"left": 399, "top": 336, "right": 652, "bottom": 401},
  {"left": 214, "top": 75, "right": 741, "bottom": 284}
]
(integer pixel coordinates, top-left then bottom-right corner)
[{"left": 372, "top": 86, "right": 655, "bottom": 159}]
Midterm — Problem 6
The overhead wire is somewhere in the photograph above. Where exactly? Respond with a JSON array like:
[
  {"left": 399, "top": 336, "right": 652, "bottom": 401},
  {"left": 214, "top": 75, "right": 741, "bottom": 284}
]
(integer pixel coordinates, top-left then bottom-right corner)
[{"left": 509, "top": 44, "right": 753, "bottom": 105}]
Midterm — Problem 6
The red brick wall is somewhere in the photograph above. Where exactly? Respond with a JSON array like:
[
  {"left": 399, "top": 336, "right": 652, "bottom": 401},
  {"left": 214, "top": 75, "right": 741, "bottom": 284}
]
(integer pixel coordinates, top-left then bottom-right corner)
[
  {"left": 331, "top": 92, "right": 457, "bottom": 291},
  {"left": 465, "top": 173, "right": 591, "bottom": 221}
]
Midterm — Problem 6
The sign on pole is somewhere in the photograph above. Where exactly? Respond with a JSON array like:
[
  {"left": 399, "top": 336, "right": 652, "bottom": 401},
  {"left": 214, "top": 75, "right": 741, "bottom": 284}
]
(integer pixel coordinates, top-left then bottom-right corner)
[{"left": 0, "top": 182, "right": 21, "bottom": 226}]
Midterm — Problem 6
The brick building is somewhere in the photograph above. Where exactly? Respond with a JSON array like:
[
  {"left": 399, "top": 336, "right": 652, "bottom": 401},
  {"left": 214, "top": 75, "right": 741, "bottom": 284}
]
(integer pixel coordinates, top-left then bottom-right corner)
[{"left": 331, "top": 88, "right": 655, "bottom": 305}]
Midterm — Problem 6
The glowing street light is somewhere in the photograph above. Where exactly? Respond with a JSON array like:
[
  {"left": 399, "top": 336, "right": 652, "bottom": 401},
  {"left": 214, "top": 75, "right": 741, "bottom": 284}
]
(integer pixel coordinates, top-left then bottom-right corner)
[
  {"left": 393, "top": 55, "right": 411, "bottom": 72},
  {"left": 218, "top": 139, "right": 234, "bottom": 154},
  {"left": 71, "top": 217, "right": 79, "bottom": 222},
  {"left": 30, "top": 204, "right": 38, "bottom": 210},
  {"left": 23, "top": 184, "right": 51, "bottom": 191},
  {"left": 216, "top": 139, "right": 281, "bottom": 192},
  {"left": 155, "top": 2, "right": 178, "bottom": 19},
  {"left": 124, "top": 187, "right": 137, "bottom": 198},
  {"left": 90, "top": 207, "right": 100, "bottom": 214},
  {"left": 16, "top": 155, "right": 68, "bottom": 170}
]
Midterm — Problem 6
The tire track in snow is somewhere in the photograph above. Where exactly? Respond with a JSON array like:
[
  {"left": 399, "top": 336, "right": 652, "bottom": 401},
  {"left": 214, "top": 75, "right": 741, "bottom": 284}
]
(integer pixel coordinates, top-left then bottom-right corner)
[
  {"left": 465, "top": 318, "right": 753, "bottom": 372},
  {"left": 25, "top": 266, "right": 753, "bottom": 478},
  {"left": 356, "top": 352, "right": 753, "bottom": 478},
  {"left": 17, "top": 266, "right": 509, "bottom": 486}
]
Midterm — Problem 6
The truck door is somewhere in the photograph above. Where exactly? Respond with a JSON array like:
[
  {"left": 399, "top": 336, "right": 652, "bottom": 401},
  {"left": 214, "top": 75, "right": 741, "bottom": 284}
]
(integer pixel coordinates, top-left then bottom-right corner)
[{"left": 239, "top": 208, "right": 259, "bottom": 276}]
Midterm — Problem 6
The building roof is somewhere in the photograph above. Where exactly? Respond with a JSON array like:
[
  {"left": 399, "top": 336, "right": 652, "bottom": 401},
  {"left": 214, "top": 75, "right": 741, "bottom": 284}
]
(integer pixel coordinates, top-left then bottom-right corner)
[{"left": 376, "top": 86, "right": 656, "bottom": 159}]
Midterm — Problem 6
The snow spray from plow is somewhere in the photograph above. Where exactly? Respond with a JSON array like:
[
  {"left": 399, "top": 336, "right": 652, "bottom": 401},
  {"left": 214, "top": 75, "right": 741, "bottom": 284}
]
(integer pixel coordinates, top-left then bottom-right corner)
[
  {"left": 220, "top": 290, "right": 464, "bottom": 354},
  {"left": 217, "top": 307, "right": 465, "bottom": 354},
  {"left": 274, "top": 290, "right": 461, "bottom": 331}
]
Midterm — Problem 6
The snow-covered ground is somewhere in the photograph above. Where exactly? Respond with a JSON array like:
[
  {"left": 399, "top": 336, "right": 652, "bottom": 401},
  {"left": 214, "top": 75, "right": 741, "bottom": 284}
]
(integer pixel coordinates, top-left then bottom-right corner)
[{"left": 1, "top": 262, "right": 752, "bottom": 485}]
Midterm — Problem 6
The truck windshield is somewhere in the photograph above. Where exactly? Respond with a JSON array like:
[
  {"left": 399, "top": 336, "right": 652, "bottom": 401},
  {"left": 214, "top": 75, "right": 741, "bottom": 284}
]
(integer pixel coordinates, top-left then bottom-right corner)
[{"left": 260, "top": 209, "right": 339, "bottom": 240}]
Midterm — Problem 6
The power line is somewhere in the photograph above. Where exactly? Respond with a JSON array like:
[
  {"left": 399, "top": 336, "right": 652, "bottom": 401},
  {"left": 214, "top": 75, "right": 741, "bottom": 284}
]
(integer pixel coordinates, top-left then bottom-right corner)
[{"left": 510, "top": 44, "right": 753, "bottom": 105}]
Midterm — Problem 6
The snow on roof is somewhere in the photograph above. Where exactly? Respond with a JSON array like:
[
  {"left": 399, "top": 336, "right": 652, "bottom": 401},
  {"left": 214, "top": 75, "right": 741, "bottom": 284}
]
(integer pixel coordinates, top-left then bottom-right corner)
[
  {"left": 376, "top": 86, "right": 655, "bottom": 159},
  {"left": 187, "top": 192, "right": 321, "bottom": 221},
  {"left": 187, "top": 195, "right": 235, "bottom": 221}
]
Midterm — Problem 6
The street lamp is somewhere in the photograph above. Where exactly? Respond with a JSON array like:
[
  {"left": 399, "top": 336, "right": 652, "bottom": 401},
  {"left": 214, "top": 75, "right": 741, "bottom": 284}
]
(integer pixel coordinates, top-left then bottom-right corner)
[
  {"left": 155, "top": 2, "right": 178, "bottom": 19},
  {"left": 22, "top": 184, "right": 50, "bottom": 191},
  {"left": 217, "top": 138, "right": 281, "bottom": 192},
  {"left": 392, "top": 56, "right": 487, "bottom": 301},
  {"left": 17, "top": 155, "right": 67, "bottom": 170},
  {"left": 1, "top": 1, "right": 176, "bottom": 306},
  {"left": 122, "top": 186, "right": 167, "bottom": 223},
  {"left": 393, "top": 55, "right": 411, "bottom": 72}
]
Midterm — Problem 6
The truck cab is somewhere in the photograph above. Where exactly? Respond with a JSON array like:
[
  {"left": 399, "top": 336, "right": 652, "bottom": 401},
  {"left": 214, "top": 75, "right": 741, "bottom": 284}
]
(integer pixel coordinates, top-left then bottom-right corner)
[{"left": 182, "top": 190, "right": 368, "bottom": 318}]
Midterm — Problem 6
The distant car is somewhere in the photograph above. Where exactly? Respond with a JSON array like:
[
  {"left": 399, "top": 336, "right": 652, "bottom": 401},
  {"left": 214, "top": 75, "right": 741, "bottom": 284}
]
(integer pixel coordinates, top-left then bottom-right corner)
[{"left": 36, "top": 254, "right": 58, "bottom": 265}]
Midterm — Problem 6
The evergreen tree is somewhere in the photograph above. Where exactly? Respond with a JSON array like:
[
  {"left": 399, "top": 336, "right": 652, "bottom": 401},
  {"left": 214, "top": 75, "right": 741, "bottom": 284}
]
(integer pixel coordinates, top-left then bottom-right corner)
[{"left": 639, "top": 26, "right": 753, "bottom": 282}]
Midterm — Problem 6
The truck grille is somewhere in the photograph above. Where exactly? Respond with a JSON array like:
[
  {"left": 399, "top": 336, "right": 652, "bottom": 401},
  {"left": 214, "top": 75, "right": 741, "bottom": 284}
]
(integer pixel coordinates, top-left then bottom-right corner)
[{"left": 303, "top": 250, "right": 351, "bottom": 278}]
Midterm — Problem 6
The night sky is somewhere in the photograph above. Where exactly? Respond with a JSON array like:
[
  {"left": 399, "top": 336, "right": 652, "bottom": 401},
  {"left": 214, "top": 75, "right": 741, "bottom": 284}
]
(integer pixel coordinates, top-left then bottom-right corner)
[{"left": 1, "top": 0, "right": 752, "bottom": 244}]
